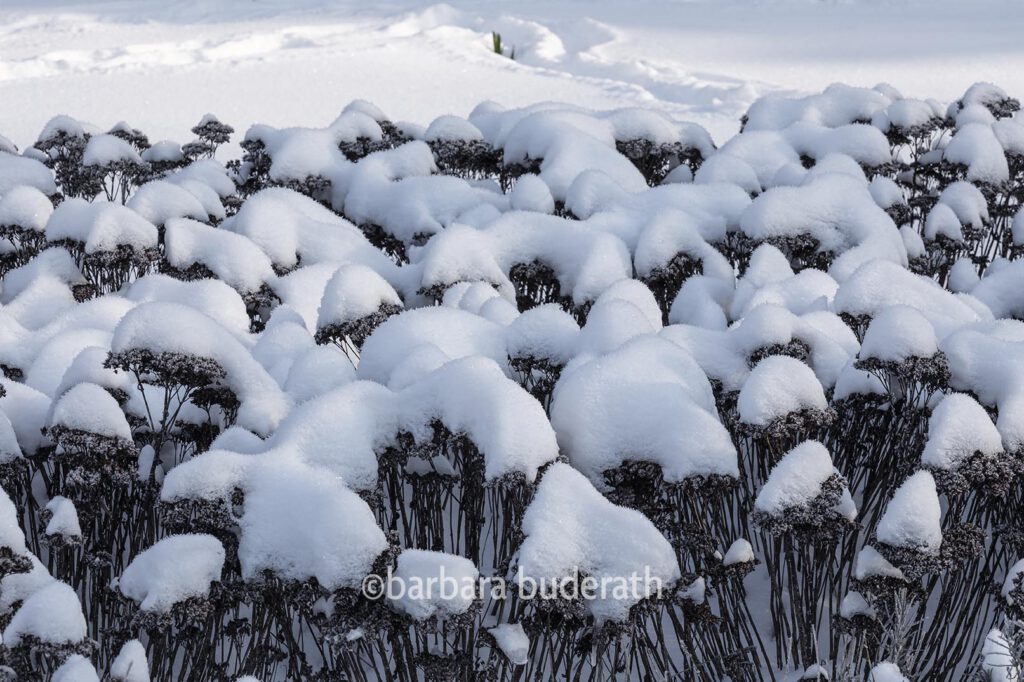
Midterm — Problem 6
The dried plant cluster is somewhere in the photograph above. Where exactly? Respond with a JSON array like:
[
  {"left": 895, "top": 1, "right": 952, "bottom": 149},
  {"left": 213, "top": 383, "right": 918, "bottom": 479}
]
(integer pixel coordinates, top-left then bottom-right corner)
[{"left": 0, "top": 83, "right": 1023, "bottom": 681}]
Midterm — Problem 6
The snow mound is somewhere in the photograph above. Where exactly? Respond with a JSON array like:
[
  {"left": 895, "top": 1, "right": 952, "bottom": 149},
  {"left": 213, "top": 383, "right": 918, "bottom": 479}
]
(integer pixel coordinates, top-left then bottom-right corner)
[
  {"left": 737, "top": 356, "right": 828, "bottom": 426},
  {"left": 876, "top": 470, "right": 942, "bottom": 554},
  {"left": 516, "top": 463, "right": 680, "bottom": 623},
  {"left": 118, "top": 535, "right": 225, "bottom": 613}
]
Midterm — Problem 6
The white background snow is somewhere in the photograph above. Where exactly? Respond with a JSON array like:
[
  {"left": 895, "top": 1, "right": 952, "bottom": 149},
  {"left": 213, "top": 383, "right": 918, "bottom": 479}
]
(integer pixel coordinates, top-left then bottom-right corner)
[{"left": 2, "top": 0, "right": 1023, "bottom": 151}]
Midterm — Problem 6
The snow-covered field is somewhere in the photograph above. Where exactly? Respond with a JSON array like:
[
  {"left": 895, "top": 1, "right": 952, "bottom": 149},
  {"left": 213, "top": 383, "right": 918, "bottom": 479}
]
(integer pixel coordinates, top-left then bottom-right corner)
[
  {"left": 2, "top": 0, "right": 1024, "bottom": 150},
  {"left": 4, "top": 1, "right": 1024, "bottom": 681}
]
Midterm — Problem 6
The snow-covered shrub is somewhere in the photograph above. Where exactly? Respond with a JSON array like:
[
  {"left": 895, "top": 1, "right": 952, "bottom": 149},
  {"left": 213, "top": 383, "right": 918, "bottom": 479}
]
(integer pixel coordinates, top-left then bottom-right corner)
[
  {"left": 424, "top": 115, "right": 501, "bottom": 179},
  {"left": 314, "top": 264, "right": 403, "bottom": 355},
  {"left": 31, "top": 116, "right": 100, "bottom": 200},
  {"left": 2, "top": 84, "right": 1024, "bottom": 680},
  {"left": 186, "top": 113, "right": 234, "bottom": 161},
  {"left": 45, "top": 199, "right": 159, "bottom": 293},
  {"left": 0, "top": 186, "right": 52, "bottom": 274},
  {"left": 82, "top": 133, "right": 149, "bottom": 204}
]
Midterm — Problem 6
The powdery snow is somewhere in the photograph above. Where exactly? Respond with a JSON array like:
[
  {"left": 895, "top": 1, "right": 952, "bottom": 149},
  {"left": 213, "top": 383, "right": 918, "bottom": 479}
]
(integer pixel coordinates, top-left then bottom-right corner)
[
  {"left": 921, "top": 393, "right": 1003, "bottom": 470},
  {"left": 737, "top": 356, "right": 828, "bottom": 426},
  {"left": 111, "top": 640, "right": 150, "bottom": 682},
  {"left": 49, "top": 382, "right": 132, "bottom": 440},
  {"left": 516, "top": 462, "right": 680, "bottom": 623},
  {"left": 755, "top": 441, "right": 845, "bottom": 515},
  {"left": 118, "top": 534, "right": 225, "bottom": 613},
  {"left": 489, "top": 623, "right": 530, "bottom": 666},
  {"left": 387, "top": 550, "right": 479, "bottom": 621},
  {"left": 859, "top": 305, "right": 938, "bottom": 362},
  {"left": 551, "top": 335, "right": 736, "bottom": 486},
  {"left": 876, "top": 470, "right": 943, "bottom": 554},
  {"left": 3, "top": 581, "right": 86, "bottom": 646}
]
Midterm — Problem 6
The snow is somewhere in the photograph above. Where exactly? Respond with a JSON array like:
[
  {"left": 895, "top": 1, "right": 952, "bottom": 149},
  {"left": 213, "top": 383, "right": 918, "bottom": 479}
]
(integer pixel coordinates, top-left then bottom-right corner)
[
  {"left": 868, "top": 662, "right": 908, "bottom": 682},
  {"left": 948, "top": 258, "right": 980, "bottom": 293},
  {"left": 973, "top": 260, "right": 1024, "bottom": 320},
  {"left": 52, "top": 656, "right": 100, "bottom": 682},
  {"left": 943, "top": 123, "right": 1009, "bottom": 184},
  {"left": 723, "top": 539, "right": 754, "bottom": 567},
  {"left": 1, "top": 0, "right": 1022, "bottom": 159},
  {"left": 50, "top": 383, "right": 132, "bottom": 440},
  {"left": 397, "top": 357, "right": 559, "bottom": 482},
  {"left": 834, "top": 259, "right": 987, "bottom": 339},
  {"left": 111, "top": 301, "right": 290, "bottom": 435},
  {"left": 938, "top": 181, "right": 989, "bottom": 230},
  {"left": 737, "top": 356, "right": 828, "bottom": 427},
  {"left": 317, "top": 264, "right": 403, "bottom": 329},
  {"left": 508, "top": 174, "right": 554, "bottom": 214},
  {"left": 160, "top": 449, "right": 253, "bottom": 505},
  {"left": 940, "top": 324, "right": 1024, "bottom": 451},
  {"left": 516, "top": 462, "right": 680, "bottom": 623},
  {"left": 141, "top": 140, "right": 183, "bottom": 164},
  {"left": 575, "top": 299, "right": 658, "bottom": 356},
  {"left": 1, "top": 246, "right": 85, "bottom": 304},
  {"left": 510, "top": 116, "right": 645, "bottom": 199},
  {"left": 237, "top": 459, "right": 387, "bottom": 590},
  {"left": 0, "top": 411, "right": 21, "bottom": 464},
  {"left": 738, "top": 173, "right": 906, "bottom": 282},
  {"left": 224, "top": 188, "right": 397, "bottom": 278},
  {"left": 44, "top": 496, "right": 82, "bottom": 540},
  {"left": 424, "top": 115, "right": 483, "bottom": 143},
  {"left": 3, "top": 580, "right": 86, "bottom": 646},
  {"left": 732, "top": 270, "right": 838, "bottom": 320},
  {"left": 336, "top": 143, "right": 505, "bottom": 244},
  {"left": 551, "top": 335, "right": 736, "bottom": 486},
  {"left": 258, "top": 381, "right": 389, "bottom": 492},
  {"left": 3, "top": 3, "right": 1024, "bottom": 677},
  {"left": 357, "top": 307, "right": 506, "bottom": 386},
  {"left": 53, "top": 347, "right": 131, "bottom": 402},
  {"left": 840, "top": 591, "right": 876, "bottom": 620},
  {"left": 783, "top": 123, "right": 891, "bottom": 168},
  {"left": 982, "top": 629, "right": 1018, "bottom": 682},
  {"left": 505, "top": 303, "right": 579, "bottom": 365},
  {"left": 82, "top": 133, "right": 143, "bottom": 167},
  {"left": 0, "top": 378, "right": 52, "bottom": 455},
  {"left": 0, "top": 557, "right": 51, "bottom": 619},
  {"left": 0, "top": 185, "right": 53, "bottom": 232},
  {"left": 46, "top": 198, "right": 158, "bottom": 254},
  {"left": 118, "top": 534, "right": 225, "bottom": 613},
  {"left": 126, "top": 180, "right": 215, "bottom": 226},
  {"left": 111, "top": 640, "right": 150, "bottom": 682},
  {"left": 955, "top": 105, "right": 996, "bottom": 129},
  {"left": 0, "top": 153, "right": 57, "bottom": 197},
  {"left": 695, "top": 154, "right": 761, "bottom": 194},
  {"left": 284, "top": 345, "right": 356, "bottom": 403},
  {"left": 387, "top": 550, "right": 479, "bottom": 621},
  {"left": 164, "top": 218, "right": 275, "bottom": 294},
  {"left": 124, "top": 274, "right": 251, "bottom": 337},
  {"left": 876, "top": 470, "right": 943, "bottom": 555},
  {"left": 634, "top": 210, "right": 730, "bottom": 281},
  {"left": 924, "top": 204, "right": 963, "bottom": 243},
  {"left": 489, "top": 623, "right": 529, "bottom": 666},
  {"left": 755, "top": 441, "right": 846, "bottom": 516},
  {"left": 271, "top": 355, "right": 558, "bottom": 487},
  {"left": 859, "top": 305, "right": 938, "bottom": 362},
  {"left": 743, "top": 84, "right": 890, "bottom": 131},
  {"left": 922, "top": 393, "right": 1002, "bottom": 470},
  {"left": 0, "top": 486, "right": 27, "bottom": 555},
  {"left": 25, "top": 328, "right": 112, "bottom": 399}
]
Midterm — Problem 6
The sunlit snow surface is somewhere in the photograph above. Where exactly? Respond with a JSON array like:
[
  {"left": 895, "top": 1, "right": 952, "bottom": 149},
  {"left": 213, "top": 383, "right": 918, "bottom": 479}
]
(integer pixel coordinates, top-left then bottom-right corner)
[{"left": 2, "top": 0, "right": 1024, "bottom": 150}]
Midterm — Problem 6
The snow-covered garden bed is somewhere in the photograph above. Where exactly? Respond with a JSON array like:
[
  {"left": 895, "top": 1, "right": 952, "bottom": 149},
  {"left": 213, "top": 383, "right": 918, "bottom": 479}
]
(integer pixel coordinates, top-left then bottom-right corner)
[{"left": 0, "top": 81, "right": 1023, "bottom": 680}]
